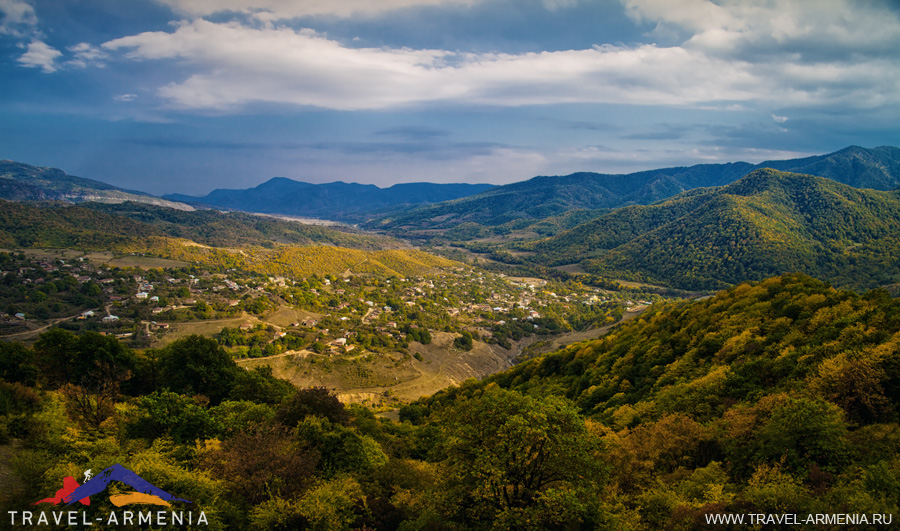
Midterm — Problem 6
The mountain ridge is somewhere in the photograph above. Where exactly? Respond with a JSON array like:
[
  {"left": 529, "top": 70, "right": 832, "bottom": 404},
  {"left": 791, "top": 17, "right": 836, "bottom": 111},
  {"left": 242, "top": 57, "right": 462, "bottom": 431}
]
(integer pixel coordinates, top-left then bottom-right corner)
[
  {"left": 368, "top": 145, "right": 900, "bottom": 233},
  {"left": 164, "top": 178, "right": 496, "bottom": 221},
  {"left": 533, "top": 168, "right": 900, "bottom": 290},
  {"left": 0, "top": 160, "right": 194, "bottom": 211}
]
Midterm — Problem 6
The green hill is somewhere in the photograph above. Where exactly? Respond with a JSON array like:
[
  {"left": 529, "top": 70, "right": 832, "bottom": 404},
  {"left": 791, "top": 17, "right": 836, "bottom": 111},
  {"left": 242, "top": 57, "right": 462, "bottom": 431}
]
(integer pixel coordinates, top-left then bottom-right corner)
[
  {"left": 368, "top": 145, "right": 900, "bottom": 236},
  {"left": 418, "top": 273, "right": 900, "bottom": 527},
  {"left": 533, "top": 169, "right": 900, "bottom": 290},
  {"left": 0, "top": 200, "right": 456, "bottom": 277}
]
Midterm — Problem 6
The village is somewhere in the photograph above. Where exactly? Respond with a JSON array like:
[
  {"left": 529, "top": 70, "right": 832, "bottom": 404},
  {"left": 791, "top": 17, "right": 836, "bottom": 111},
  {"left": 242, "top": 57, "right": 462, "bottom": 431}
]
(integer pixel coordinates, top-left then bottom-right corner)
[{"left": 0, "top": 249, "right": 664, "bottom": 361}]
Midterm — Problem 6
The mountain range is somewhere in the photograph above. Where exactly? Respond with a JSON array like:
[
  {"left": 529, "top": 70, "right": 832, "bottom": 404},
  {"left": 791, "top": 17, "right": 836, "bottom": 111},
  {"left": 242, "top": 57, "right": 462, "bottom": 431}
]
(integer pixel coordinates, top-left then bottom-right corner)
[
  {"left": 367, "top": 145, "right": 900, "bottom": 234},
  {"left": 4, "top": 146, "right": 899, "bottom": 234},
  {"left": 164, "top": 178, "right": 495, "bottom": 221}
]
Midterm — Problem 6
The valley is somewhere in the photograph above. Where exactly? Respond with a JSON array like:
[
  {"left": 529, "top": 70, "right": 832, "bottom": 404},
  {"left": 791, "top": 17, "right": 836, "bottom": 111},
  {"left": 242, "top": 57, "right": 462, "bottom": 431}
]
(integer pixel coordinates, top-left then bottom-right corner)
[
  {"left": 0, "top": 244, "right": 665, "bottom": 407},
  {"left": 2, "top": 146, "right": 900, "bottom": 530}
]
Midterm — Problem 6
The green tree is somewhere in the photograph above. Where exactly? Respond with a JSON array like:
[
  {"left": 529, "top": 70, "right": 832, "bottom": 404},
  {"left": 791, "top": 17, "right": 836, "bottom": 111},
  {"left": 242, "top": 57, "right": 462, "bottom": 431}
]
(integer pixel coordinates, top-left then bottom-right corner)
[
  {"left": 275, "top": 387, "right": 349, "bottom": 427},
  {"left": 158, "top": 335, "right": 238, "bottom": 405},
  {"left": 437, "top": 386, "right": 606, "bottom": 527}
]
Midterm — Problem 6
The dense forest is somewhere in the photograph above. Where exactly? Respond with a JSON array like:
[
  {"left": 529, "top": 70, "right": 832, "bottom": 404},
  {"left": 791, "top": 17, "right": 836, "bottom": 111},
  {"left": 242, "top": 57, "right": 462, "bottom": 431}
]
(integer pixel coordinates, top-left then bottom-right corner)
[
  {"left": 530, "top": 169, "right": 900, "bottom": 291},
  {"left": 2, "top": 273, "right": 898, "bottom": 529}
]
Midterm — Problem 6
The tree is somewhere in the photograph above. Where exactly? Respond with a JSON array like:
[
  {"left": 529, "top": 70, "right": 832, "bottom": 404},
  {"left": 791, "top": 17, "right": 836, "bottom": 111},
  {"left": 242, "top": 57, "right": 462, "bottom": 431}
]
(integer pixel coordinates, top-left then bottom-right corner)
[
  {"left": 0, "top": 342, "right": 38, "bottom": 386},
  {"left": 33, "top": 329, "right": 135, "bottom": 390},
  {"left": 230, "top": 366, "right": 295, "bottom": 405},
  {"left": 453, "top": 331, "right": 474, "bottom": 351},
  {"left": 437, "top": 386, "right": 606, "bottom": 527},
  {"left": 275, "top": 387, "right": 349, "bottom": 427},
  {"left": 158, "top": 335, "right": 238, "bottom": 405},
  {"left": 126, "top": 390, "right": 220, "bottom": 443}
]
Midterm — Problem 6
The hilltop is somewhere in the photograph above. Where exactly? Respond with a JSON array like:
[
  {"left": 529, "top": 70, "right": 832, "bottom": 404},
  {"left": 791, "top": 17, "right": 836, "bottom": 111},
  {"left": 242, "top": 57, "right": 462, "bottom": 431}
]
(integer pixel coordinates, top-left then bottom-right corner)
[
  {"left": 0, "top": 160, "right": 192, "bottom": 211},
  {"left": 531, "top": 169, "right": 900, "bottom": 290}
]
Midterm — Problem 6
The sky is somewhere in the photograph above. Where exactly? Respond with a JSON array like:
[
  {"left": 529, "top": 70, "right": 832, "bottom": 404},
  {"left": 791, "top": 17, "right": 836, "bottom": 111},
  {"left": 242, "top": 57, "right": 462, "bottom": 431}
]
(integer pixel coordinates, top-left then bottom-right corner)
[{"left": 1, "top": 0, "right": 898, "bottom": 196}]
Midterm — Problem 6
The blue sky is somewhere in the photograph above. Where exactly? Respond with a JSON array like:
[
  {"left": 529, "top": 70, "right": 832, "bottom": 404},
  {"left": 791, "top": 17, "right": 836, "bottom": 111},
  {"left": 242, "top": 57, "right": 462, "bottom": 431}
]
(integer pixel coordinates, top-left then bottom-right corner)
[{"left": 1, "top": 0, "right": 898, "bottom": 195}]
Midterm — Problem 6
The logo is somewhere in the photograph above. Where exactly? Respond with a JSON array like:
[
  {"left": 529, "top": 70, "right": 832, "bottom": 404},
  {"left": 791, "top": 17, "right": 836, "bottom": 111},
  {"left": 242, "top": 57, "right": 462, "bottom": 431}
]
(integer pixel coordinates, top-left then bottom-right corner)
[
  {"left": 8, "top": 464, "right": 207, "bottom": 527},
  {"left": 34, "top": 464, "right": 191, "bottom": 508}
]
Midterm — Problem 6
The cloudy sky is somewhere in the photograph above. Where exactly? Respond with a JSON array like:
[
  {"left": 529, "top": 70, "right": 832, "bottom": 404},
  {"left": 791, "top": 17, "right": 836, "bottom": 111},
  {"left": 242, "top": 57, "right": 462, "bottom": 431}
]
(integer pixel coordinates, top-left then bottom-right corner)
[{"left": 1, "top": 0, "right": 898, "bottom": 195}]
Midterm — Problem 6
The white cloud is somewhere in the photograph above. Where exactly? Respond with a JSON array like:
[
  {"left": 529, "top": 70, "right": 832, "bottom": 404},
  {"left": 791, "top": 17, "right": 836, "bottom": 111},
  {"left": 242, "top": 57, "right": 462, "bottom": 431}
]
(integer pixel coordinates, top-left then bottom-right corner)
[
  {"left": 771, "top": 114, "right": 788, "bottom": 123},
  {"left": 17, "top": 39, "right": 62, "bottom": 72},
  {"left": 67, "top": 42, "right": 108, "bottom": 68},
  {"left": 101, "top": 16, "right": 900, "bottom": 113},
  {"left": 153, "top": 0, "right": 483, "bottom": 19},
  {"left": 0, "top": 0, "right": 36, "bottom": 36},
  {"left": 114, "top": 93, "right": 138, "bottom": 102},
  {"left": 624, "top": 0, "right": 900, "bottom": 59}
]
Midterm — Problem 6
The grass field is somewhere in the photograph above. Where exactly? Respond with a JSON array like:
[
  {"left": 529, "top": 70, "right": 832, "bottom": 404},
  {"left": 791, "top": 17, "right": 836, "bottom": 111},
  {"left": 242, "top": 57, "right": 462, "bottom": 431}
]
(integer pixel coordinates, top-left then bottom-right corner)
[
  {"left": 155, "top": 315, "right": 260, "bottom": 347},
  {"left": 264, "top": 308, "right": 324, "bottom": 328}
]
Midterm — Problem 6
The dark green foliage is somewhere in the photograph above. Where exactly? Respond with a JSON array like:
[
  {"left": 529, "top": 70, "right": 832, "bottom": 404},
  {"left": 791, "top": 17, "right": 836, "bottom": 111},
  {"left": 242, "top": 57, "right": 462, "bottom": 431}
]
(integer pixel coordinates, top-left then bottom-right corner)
[
  {"left": 0, "top": 342, "right": 38, "bottom": 386},
  {"left": 33, "top": 329, "right": 136, "bottom": 390},
  {"left": 230, "top": 366, "right": 296, "bottom": 405},
  {"left": 452, "top": 330, "right": 474, "bottom": 351},
  {"left": 275, "top": 386, "right": 350, "bottom": 427},
  {"left": 435, "top": 386, "right": 607, "bottom": 529},
  {"left": 157, "top": 335, "right": 238, "bottom": 405},
  {"left": 125, "top": 390, "right": 221, "bottom": 443},
  {"left": 536, "top": 169, "right": 900, "bottom": 290}
]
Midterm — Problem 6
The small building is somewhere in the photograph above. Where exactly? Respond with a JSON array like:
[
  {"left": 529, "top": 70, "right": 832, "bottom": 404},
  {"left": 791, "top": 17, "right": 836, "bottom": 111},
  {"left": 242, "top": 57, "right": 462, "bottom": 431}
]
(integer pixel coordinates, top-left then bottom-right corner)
[{"left": 102, "top": 315, "right": 119, "bottom": 323}]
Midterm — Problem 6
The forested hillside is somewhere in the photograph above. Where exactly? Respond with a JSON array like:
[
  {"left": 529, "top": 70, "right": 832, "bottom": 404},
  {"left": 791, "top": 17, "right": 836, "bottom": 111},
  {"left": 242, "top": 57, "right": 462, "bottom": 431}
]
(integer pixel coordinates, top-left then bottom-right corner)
[
  {"left": 533, "top": 169, "right": 900, "bottom": 290},
  {"left": 3, "top": 274, "right": 898, "bottom": 529},
  {"left": 368, "top": 145, "right": 900, "bottom": 234},
  {"left": 165, "top": 177, "right": 495, "bottom": 221},
  {"left": 417, "top": 273, "right": 900, "bottom": 528},
  {"left": 0, "top": 200, "right": 392, "bottom": 251}
]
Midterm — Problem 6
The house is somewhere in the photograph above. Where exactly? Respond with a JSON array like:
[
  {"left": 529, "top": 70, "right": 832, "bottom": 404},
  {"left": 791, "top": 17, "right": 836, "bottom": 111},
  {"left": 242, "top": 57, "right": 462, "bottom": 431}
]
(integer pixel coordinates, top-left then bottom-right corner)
[
  {"left": 135, "top": 292, "right": 149, "bottom": 299},
  {"left": 81, "top": 310, "right": 95, "bottom": 318},
  {"left": 102, "top": 315, "right": 119, "bottom": 323}
]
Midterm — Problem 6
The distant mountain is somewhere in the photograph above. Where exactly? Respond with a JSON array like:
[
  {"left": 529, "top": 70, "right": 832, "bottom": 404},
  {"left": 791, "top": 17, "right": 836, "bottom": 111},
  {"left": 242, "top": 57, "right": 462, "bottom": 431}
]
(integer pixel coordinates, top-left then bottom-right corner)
[
  {"left": 534, "top": 169, "right": 900, "bottom": 290},
  {"left": 164, "top": 178, "right": 495, "bottom": 221},
  {"left": 0, "top": 160, "right": 193, "bottom": 211},
  {"left": 368, "top": 145, "right": 900, "bottom": 233}
]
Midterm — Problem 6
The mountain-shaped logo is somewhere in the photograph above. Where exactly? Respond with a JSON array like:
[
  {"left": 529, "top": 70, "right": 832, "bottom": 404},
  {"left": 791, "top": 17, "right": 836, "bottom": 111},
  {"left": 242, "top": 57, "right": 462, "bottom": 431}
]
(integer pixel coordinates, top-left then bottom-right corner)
[{"left": 34, "top": 464, "right": 191, "bottom": 507}]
